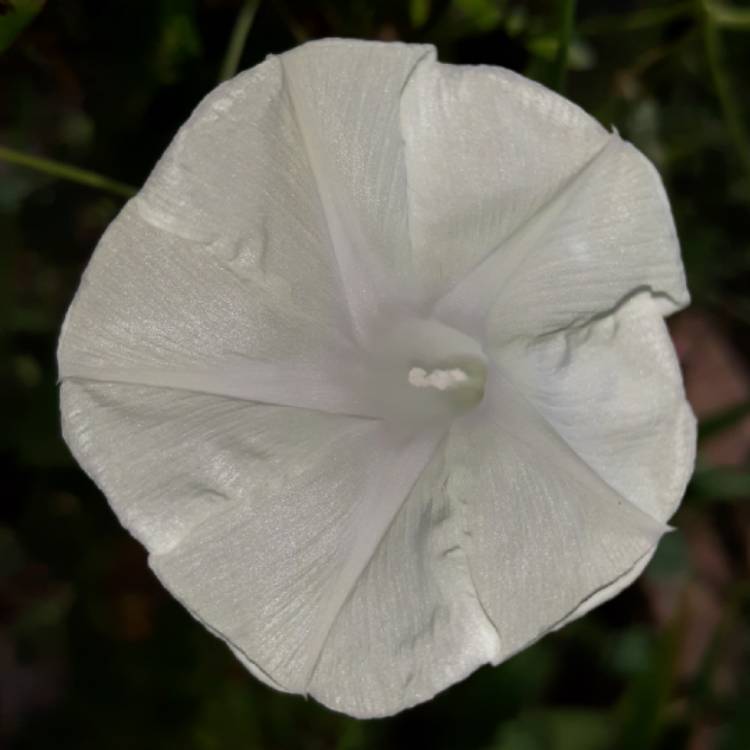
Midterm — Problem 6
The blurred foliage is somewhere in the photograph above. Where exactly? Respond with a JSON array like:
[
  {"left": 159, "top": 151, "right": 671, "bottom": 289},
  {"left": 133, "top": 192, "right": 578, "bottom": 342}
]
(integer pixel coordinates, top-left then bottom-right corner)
[
  {"left": 1, "top": 1, "right": 750, "bottom": 748},
  {"left": 0, "top": 0, "right": 45, "bottom": 52}
]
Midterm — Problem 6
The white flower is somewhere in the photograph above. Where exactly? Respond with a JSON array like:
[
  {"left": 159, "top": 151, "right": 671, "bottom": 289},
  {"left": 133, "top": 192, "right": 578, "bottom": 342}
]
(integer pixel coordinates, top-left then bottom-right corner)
[{"left": 57, "top": 39, "right": 695, "bottom": 718}]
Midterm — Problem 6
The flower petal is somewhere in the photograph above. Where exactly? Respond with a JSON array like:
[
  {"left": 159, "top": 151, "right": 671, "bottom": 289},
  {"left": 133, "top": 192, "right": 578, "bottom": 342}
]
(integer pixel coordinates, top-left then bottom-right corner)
[
  {"left": 60, "top": 382, "right": 365, "bottom": 556},
  {"left": 133, "top": 54, "right": 347, "bottom": 332},
  {"left": 308, "top": 442, "right": 502, "bottom": 717},
  {"left": 57, "top": 40, "right": 694, "bottom": 719},
  {"left": 150, "top": 419, "right": 444, "bottom": 715},
  {"left": 400, "top": 61, "right": 688, "bottom": 335},
  {"left": 280, "top": 40, "right": 435, "bottom": 334},
  {"left": 60, "top": 40, "right": 438, "bottom": 401},
  {"left": 445, "top": 360, "right": 673, "bottom": 662},
  {"left": 505, "top": 291, "right": 696, "bottom": 526},
  {"left": 63, "top": 377, "right": 471, "bottom": 716},
  {"left": 57, "top": 199, "right": 373, "bottom": 414},
  {"left": 58, "top": 51, "right": 361, "bottom": 406},
  {"left": 436, "top": 134, "right": 688, "bottom": 340},
  {"left": 400, "top": 60, "right": 610, "bottom": 301}
]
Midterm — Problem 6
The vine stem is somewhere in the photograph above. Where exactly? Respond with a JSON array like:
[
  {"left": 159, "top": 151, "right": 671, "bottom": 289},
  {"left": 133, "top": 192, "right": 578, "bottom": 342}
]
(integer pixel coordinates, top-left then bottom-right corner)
[
  {"left": 218, "top": 0, "right": 261, "bottom": 82},
  {"left": 0, "top": 145, "right": 137, "bottom": 198},
  {"left": 553, "top": 0, "right": 578, "bottom": 93},
  {"left": 579, "top": 2, "right": 693, "bottom": 35},
  {"left": 703, "top": 1, "right": 750, "bottom": 182}
]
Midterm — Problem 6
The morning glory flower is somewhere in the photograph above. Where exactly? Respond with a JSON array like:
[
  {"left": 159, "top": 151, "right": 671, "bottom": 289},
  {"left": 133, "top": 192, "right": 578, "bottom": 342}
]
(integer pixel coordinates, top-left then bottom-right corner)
[{"left": 57, "top": 39, "right": 695, "bottom": 718}]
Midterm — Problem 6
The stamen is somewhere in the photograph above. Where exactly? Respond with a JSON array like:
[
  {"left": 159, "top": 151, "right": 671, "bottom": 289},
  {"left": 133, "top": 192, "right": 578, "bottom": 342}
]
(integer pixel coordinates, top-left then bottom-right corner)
[
  {"left": 359, "top": 316, "right": 488, "bottom": 431},
  {"left": 408, "top": 367, "right": 469, "bottom": 391}
]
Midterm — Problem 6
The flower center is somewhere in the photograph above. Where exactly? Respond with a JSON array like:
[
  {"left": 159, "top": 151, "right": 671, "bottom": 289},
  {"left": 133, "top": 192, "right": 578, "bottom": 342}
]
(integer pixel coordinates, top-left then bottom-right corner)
[
  {"left": 408, "top": 366, "right": 467, "bottom": 390},
  {"left": 360, "top": 315, "right": 487, "bottom": 433},
  {"left": 407, "top": 357, "right": 486, "bottom": 406}
]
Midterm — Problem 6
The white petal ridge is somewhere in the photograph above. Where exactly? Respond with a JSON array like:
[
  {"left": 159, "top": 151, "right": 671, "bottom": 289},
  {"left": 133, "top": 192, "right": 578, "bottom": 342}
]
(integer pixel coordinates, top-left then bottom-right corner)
[
  {"left": 62, "top": 378, "right": 494, "bottom": 717},
  {"left": 58, "top": 38, "right": 694, "bottom": 718},
  {"left": 442, "top": 293, "right": 694, "bottom": 661},
  {"left": 401, "top": 62, "right": 688, "bottom": 335}
]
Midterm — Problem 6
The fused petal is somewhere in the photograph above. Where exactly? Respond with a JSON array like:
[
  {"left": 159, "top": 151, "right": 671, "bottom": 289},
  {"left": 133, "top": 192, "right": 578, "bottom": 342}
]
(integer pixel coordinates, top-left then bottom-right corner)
[
  {"left": 400, "top": 61, "right": 687, "bottom": 337},
  {"left": 58, "top": 39, "right": 694, "bottom": 719},
  {"left": 436, "top": 134, "right": 688, "bottom": 341},
  {"left": 280, "top": 40, "right": 435, "bottom": 334},
  {"left": 445, "top": 370, "right": 670, "bottom": 663},
  {"left": 446, "top": 292, "right": 694, "bottom": 656},
  {"left": 308, "top": 444, "right": 501, "bottom": 717},
  {"left": 58, "top": 55, "right": 355, "bottom": 403},
  {"left": 504, "top": 292, "right": 695, "bottom": 529},
  {"left": 146, "top": 415, "right": 444, "bottom": 715},
  {"left": 63, "top": 377, "right": 476, "bottom": 717},
  {"left": 60, "top": 382, "right": 364, "bottom": 556},
  {"left": 401, "top": 60, "right": 610, "bottom": 301}
]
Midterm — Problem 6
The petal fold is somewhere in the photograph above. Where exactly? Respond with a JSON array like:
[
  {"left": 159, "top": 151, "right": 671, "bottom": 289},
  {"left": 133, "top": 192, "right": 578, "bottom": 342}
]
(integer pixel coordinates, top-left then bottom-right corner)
[
  {"left": 60, "top": 382, "right": 364, "bottom": 556},
  {"left": 281, "top": 39, "right": 435, "bottom": 335},
  {"left": 149, "top": 421, "right": 451, "bottom": 716},
  {"left": 400, "top": 60, "right": 687, "bottom": 337},
  {"left": 63, "top": 375, "right": 484, "bottom": 717},
  {"left": 57, "top": 40, "right": 694, "bottom": 719},
  {"left": 445, "top": 360, "right": 674, "bottom": 662},
  {"left": 401, "top": 60, "right": 610, "bottom": 302},
  {"left": 503, "top": 291, "right": 696, "bottom": 526},
  {"left": 308, "top": 444, "right": 501, "bottom": 717},
  {"left": 436, "top": 134, "right": 688, "bottom": 340},
  {"left": 57, "top": 200, "right": 354, "bottom": 411}
]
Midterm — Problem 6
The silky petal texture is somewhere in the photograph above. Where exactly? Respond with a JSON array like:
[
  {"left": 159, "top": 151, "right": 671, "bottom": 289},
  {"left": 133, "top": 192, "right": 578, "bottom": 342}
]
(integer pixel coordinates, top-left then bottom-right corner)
[
  {"left": 58, "top": 201, "right": 385, "bottom": 417},
  {"left": 308, "top": 446, "right": 501, "bottom": 716},
  {"left": 62, "top": 378, "right": 502, "bottom": 717},
  {"left": 135, "top": 38, "right": 432, "bottom": 314},
  {"left": 438, "top": 135, "right": 688, "bottom": 342},
  {"left": 489, "top": 292, "right": 696, "bottom": 636},
  {"left": 58, "top": 38, "right": 695, "bottom": 718},
  {"left": 150, "top": 423, "right": 444, "bottom": 701},
  {"left": 57, "top": 52, "right": 355, "bottom": 401},
  {"left": 401, "top": 62, "right": 688, "bottom": 335},
  {"left": 60, "top": 381, "right": 476, "bottom": 716},
  {"left": 58, "top": 40, "right": 438, "bottom": 404},
  {"left": 401, "top": 61, "right": 609, "bottom": 301},
  {"left": 66, "top": 379, "right": 476, "bottom": 712},
  {"left": 60, "top": 383, "right": 365, "bottom": 556},
  {"left": 506, "top": 293, "right": 696, "bottom": 525},
  {"left": 444, "top": 365, "right": 669, "bottom": 664},
  {"left": 280, "top": 41, "right": 435, "bottom": 334}
]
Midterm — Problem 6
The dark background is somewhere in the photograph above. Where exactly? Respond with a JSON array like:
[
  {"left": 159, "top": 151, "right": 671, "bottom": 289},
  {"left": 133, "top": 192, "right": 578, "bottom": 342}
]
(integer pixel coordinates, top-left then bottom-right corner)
[{"left": 1, "top": 1, "right": 749, "bottom": 748}]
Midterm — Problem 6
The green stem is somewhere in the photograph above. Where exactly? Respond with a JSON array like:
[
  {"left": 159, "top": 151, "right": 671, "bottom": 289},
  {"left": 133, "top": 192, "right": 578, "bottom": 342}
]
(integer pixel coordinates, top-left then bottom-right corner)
[
  {"left": 218, "top": 0, "right": 260, "bottom": 82},
  {"left": 0, "top": 145, "right": 137, "bottom": 198},
  {"left": 703, "top": 3, "right": 750, "bottom": 181},
  {"left": 711, "top": 3, "right": 750, "bottom": 29},
  {"left": 579, "top": 2, "right": 693, "bottom": 35},
  {"left": 553, "top": 0, "right": 577, "bottom": 93}
]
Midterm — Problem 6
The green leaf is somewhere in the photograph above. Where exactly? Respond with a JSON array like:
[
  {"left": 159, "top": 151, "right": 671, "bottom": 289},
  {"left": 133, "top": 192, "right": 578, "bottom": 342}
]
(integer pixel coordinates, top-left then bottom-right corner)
[{"left": 0, "top": 0, "right": 45, "bottom": 52}]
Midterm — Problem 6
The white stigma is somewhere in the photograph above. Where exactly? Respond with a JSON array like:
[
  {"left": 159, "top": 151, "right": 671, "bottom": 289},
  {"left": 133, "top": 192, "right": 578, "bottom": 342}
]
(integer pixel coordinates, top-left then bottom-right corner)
[
  {"left": 408, "top": 366, "right": 470, "bottom": 391},
  {"left": 359, "top": 316, "right": 488, "bottom": 432}
]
